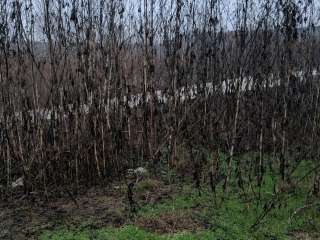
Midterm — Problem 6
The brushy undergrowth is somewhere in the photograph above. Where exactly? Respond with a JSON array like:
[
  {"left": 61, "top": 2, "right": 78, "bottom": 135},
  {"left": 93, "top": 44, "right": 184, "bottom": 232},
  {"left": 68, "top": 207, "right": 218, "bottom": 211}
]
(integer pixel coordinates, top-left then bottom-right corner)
[{"left": 39, "top": 160, "right": 320, "bottom": 240}]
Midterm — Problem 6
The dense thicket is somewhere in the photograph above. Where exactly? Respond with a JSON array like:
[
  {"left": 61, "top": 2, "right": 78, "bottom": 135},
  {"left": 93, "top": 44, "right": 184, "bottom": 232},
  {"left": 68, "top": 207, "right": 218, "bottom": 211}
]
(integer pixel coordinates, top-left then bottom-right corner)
[{"left": 0, "top": 0, "right": 319, "bottom": 198}]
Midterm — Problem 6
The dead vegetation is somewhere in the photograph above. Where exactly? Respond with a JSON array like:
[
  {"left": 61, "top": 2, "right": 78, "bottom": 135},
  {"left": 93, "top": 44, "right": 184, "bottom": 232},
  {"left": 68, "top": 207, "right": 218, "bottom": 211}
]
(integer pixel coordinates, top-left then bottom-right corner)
[
  {"left": 0, "top": 180, "right": 176, "bottom": 240},
  {"left": 0, "top": 0, "right": 320, "bottom": 239},
  {"left": 135, "top": 211, "right": 205, "bottom": 234}
]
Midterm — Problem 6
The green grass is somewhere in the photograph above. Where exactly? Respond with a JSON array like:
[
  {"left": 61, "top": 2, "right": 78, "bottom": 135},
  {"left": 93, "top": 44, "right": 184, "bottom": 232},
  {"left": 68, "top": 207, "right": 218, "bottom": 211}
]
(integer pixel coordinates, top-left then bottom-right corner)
[
  {"left": 39, "top": 160, "right": 320, "bottom": 240},
  {"left": 40, "top": 226, "right": 220, "bottom": 240},
  {"left": 136, "top": 186, "right": 317, "bottom": 240}
]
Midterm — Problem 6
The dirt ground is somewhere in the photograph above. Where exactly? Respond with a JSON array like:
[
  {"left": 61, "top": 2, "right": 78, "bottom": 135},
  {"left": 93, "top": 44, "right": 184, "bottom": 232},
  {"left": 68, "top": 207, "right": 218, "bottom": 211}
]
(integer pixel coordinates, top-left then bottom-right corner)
[
  {"left": 0, "top": 181, "right": 317, "bottom": 240},
  {"left": 0, "top": 181, "right": 193, "bottom": 240}
]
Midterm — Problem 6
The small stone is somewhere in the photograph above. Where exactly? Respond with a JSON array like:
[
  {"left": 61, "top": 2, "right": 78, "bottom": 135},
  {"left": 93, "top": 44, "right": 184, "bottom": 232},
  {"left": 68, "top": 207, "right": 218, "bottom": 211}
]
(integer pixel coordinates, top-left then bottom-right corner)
[{"left": 12, "top": 177, "right": 24, "bottom": 189}]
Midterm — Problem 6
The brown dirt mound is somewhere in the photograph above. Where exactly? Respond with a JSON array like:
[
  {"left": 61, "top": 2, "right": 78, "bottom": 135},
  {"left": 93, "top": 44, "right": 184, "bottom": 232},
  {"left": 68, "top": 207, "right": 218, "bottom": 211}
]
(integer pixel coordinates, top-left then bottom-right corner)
[{"left": 135, "top": 211, "right": 205, "bottom": 234}]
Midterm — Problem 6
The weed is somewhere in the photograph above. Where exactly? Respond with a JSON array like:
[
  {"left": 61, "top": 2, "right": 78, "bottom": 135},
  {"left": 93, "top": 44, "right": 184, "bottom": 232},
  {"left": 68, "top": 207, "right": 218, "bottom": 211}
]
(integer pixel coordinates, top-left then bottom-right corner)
[{"left": 38, "top": 160, "right": 320, "bottom": 240}]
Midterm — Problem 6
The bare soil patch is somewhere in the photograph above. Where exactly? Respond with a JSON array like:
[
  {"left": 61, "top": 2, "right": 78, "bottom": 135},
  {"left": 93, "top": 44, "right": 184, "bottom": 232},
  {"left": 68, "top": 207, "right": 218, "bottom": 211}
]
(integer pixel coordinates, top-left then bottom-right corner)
[
  {"left": 135, "top": 179, "right": 175, "bottom": 205},
  {"left": 0, "top": 180, "right": 175, "bottom": 240},
  {"left": 135, "top": 211, "right": 205, "bottom": 234},
  {"left": 290, "top": 231, "right": 320, "bottom": 240}
]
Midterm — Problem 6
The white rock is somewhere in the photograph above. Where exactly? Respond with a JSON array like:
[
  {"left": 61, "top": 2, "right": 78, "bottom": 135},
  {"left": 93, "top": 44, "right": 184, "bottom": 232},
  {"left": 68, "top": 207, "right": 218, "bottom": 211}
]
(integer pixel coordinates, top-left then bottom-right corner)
[
  {"left": 11, "top": 177, "right": 24, "bottom": 188},
  {"left": 134, "top": 167, "right": 148, "bottom": 182},
  {"left": 127, "top": 167, "right": 148, "bottom": 182},
  {"left": 133, "top": 167, "right": 148, "bottom": 176}
]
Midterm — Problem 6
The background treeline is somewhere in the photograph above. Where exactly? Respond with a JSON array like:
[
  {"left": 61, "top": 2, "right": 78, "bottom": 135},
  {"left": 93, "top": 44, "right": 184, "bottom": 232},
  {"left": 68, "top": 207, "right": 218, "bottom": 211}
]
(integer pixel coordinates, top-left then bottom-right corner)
[{"left": 0, "top": 0, "right": 319, "bottom": 198}]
